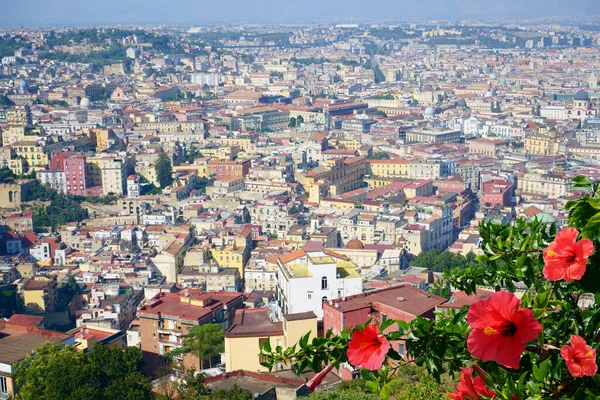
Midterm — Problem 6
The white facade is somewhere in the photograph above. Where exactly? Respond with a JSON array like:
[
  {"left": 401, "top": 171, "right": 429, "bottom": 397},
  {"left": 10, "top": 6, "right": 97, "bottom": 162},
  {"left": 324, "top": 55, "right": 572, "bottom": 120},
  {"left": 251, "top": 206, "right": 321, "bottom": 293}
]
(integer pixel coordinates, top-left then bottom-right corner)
[
  {"left": 540, "top": 105, "right": 568, "bottom": 121},
  {"left": 127, "top": 176, "right": 140, "bottom": 198},
  {"left": 30, "top": 242, "right": 52, "bottom": 263},
  {"left": 276, "top": 250, "right": 363, "bottom": 319},
  {"left": 38, "top": 170, "right": 67, "bottom": 194}
]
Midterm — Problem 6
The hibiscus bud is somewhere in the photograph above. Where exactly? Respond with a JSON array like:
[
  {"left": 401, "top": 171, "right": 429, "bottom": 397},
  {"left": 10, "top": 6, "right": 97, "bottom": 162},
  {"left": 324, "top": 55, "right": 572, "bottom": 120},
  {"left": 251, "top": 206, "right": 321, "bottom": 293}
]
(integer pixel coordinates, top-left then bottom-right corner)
[{"left": 306, "top": 364, "right": 334, "bottom": 392}]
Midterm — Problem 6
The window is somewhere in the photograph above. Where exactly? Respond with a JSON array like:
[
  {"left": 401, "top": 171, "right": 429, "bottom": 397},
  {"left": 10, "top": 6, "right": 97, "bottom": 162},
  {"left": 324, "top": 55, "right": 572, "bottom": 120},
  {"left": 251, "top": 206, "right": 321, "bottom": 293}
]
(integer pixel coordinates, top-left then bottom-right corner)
[
  {"left": 0, "top": 376, "right": 7, "bottom": 394},
  {"left": 382, "top": 314, "right": 387, "bottom": 322},
  {"left": 307, "top": 292, "right": 312, "bottom": 300},
  {"left": 152, "top": 332, "right": 156, "bottom": 338},
  {"left": 321, "top": 276, "right": 328, "bottom": 290}
]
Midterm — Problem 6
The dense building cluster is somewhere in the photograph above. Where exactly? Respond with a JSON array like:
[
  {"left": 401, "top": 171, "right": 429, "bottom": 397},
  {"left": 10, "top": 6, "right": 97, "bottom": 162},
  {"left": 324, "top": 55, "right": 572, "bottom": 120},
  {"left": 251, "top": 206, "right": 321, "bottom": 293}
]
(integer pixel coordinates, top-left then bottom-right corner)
[{"left": 0, "top": 19, "right": 599, "bottom": 398}]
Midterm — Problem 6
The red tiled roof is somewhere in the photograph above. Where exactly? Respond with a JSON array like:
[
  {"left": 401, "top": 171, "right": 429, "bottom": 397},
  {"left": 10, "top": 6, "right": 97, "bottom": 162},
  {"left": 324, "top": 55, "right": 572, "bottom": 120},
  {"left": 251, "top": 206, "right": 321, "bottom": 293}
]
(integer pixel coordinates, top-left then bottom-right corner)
[{"left": 7, "top": 314, "right": 43, "bottom": 328}]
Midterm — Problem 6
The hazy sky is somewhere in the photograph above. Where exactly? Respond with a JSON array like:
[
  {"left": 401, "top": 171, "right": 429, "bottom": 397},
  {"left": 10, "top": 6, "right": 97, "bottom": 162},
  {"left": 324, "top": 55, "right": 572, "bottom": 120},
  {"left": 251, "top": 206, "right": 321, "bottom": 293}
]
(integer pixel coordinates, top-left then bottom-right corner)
[{"left": 2, "top": 0, "right": 600, "bottom": 26}]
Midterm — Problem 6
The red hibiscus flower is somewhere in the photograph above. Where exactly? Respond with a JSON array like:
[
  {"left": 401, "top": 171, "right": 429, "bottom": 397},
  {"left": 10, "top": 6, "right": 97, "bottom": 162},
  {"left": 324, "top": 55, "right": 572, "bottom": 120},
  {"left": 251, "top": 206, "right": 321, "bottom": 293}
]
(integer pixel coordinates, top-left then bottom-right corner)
[
  {"left": 346, "top": 323, "right": 391, "bottom": 371},
  {"left": 543, "top": 227, "right": 594, "bottom": 282},
  {"left": 446, "top": 367, "right": 495, "bottom": 400},
  {"left": 560, "top": 335, "right": 598, "bottom": 378},
  {"left": 467, "top": 291, "right": 542, "bottom": 369}
]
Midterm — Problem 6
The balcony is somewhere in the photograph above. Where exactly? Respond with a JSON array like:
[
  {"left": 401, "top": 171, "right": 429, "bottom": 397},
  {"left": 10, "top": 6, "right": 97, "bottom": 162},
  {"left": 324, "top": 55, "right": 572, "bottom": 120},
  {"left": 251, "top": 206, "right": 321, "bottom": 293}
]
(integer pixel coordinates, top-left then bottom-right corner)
[
  {"left": 159, "top": 337, "right": 182, "bottom": 346},
  {"left": 157, "top": 327, "right": 183, "bottom": 335}
]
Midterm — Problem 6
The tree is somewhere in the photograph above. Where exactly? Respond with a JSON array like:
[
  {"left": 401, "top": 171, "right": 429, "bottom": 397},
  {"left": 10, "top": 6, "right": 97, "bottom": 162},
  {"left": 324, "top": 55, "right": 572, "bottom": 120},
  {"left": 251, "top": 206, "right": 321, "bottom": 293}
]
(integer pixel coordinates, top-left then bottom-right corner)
[
  {"left": 65, "top": 275, "right": 80, "bottom": 295},
  {"left": 187, "top": 145, "right": 202, "bottom": 163},
  {"left": 367, "top": 152, "right": 390, "bottom": 160},
  {"left": 13, "top": 343, "right": 152, "bottom": 400},
  {"left": 171, "top": 324, "right": 224, "bottom": 368},
  {"left": 209, "top": 385, "right": 252, "bottom": 400},
  {"left": 297, "top": 115, "right": 304, "bottom": 125},
  {"left": 155, "top": 152, "right": 173, "bottom": 188},
  {"left": 0, "top": 167, "right": 15, "bottom": 183},
  {"left": 289, "top": 117, "right": 297, "bottom": 127},
  {"left": 410, "top": 249, "right": 483, "bottom": 272}
]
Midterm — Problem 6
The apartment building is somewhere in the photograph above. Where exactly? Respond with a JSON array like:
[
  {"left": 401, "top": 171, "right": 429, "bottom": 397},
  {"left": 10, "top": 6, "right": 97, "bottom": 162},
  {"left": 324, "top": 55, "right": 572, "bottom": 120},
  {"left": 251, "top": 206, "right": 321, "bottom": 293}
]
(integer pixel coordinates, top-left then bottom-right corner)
[
  {"left": 10, "top": 141, "right": 47, "bottom": 172},
  {"left": 22, "top": 276, "right": 57, "bottom": 313},
  {"left": 405, "top": 129, "right": 461, "bottom": 144},
  {"left": 468, "top": 138, "right": 507, "bottom": 156},
  {"left": 524, "top": 134, "right": 556, "bottom": 156},
  {"left": 100, "top": 157, "right": 126, "bottom": 196},
  {"left": 518, "top": 172, "right": 570, "bottom": 199},
  {"left": 408, "top": 159, "right": 456, "bottom": 180},
  {"left": 366, "top": 159, "right": 409, "bottom": 178},
  {"left": 244, "top": 256, "right": 278, "bottom": 292},
  {"left": 276, "top": 249, "right": 363, "bottom": 319},
  {"left": 38, "top": 170, "right": 67, "bottom": 193},
  {"left": 224, "top": 308, "right": 317, "bottom": 372},
  {"left": 208, "top": 159, "right": 251, "bottom": 180},
  {"left": 6, "top": 106, "right": 32, "bottom": 126},
  {"left": 138, "top": 290, "right": 244, "bottom": 373},
  {"left": 62, "top": 154, "right": 89, "bottom": 195},
  {"left": 305, "top": 156, "right": 367, "bottom": 203}
]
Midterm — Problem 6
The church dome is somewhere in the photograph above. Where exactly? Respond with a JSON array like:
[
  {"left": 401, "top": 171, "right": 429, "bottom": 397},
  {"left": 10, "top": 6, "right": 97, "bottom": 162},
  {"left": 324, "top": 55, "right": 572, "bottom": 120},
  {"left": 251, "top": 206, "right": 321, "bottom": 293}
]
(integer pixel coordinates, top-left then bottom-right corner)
[
  {"left": 574, "top": 90, "right": 589, "bottom": 101},
  {"left": 80, "top": 97, "right": 90, "bottom": 107},
  {"left": 424, "top": 106, "right": 435, "bottom": 117},
  {"left": 346, "top": 239, "right": 365, "bottom": 250}
]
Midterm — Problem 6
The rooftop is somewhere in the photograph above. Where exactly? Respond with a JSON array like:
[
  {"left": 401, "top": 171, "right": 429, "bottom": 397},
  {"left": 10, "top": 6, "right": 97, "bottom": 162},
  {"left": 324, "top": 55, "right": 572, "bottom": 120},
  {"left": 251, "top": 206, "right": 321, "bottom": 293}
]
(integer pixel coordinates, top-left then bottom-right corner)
[
  {"left": 224, "top": 308, "right": 282, "bottom": 338},
  {"left": 326, "top": 284, "right": 446, "bottom": 317}
]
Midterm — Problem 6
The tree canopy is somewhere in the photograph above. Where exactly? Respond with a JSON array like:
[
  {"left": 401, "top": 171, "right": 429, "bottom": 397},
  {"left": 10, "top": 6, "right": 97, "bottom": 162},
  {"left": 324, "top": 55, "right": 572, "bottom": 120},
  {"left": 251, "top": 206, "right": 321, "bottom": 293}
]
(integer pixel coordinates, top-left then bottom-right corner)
[
  {"left": 170, "top": 323, "right": 224, "bottom": 368},
  {"left": 410, "top": 249, "right": 483, "bottom": 272},
  {"left": 13, "top": 343, "right": 152, "bottom": 400},
  {"left": 155, "top": 152, "right": 173, "bottom": 188}
]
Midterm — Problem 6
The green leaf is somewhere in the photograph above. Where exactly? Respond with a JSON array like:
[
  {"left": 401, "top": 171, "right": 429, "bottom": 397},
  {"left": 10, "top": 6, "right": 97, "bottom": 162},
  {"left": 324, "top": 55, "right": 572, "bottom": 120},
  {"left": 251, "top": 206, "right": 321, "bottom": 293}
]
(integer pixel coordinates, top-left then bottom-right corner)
[
  {"left": 379, "top": 383, "right": 391, "bottom": 400},
  {"left": 572, "top": 175, "right": 592, "bottom": 188},
  {"left": 588, "top": 197, "right": 600, "bottom": 210},
  {"left": 385, "top": 347, "right": 402, "bottom": 361},
  {"left": 379, "top": 319, "right": 396, "bottom": 332},
  {"left": 261, "top": 337, "right": 271, "bottom": 353},
  {"left": 533, "top": 290, "right": 551, "bottom": 310},
  {"left": 526, "top": 380, "right": 541, "bottom": 395},
  {"left": 365, "top": 380, "right": 380, "bottom": 394}
]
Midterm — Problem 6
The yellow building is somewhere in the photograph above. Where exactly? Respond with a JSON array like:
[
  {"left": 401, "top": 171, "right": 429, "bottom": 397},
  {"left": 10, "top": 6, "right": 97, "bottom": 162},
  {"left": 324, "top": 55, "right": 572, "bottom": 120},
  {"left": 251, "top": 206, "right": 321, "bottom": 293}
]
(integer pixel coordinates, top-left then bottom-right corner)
[
  {"left": 22, "top": 276, "right": 57, "bottom": 314},
  {"left": 85, "top": 128, "right": 117, "bottom": 152},
  {"left": 173, "top": 159, "right": 210, "bottom": 179},
  {"left": 202, "top": 146, "right": 240, "bottom": 161},
  {"left": 366, "top": 159, "right": 410, "bottom": 178},
  {"left": 336, "top": 139, "right": 363, "bottom": 151},
  {"left": 224, "top": 308, "right": 317, "bottom": 372},
  {"left": 524, "top": 134, "right": 556, "bottom": 156},
  {"left": 215, "top": 137, "right": 255, "bottom": 154},
  {"left": 211, "top": 246, "right": 247, "bottom": 276},
  {"left": 10, "top": 141, "right": 48, "bottom": 172},
  {"left": 86, "top": 156, "right": 103, "bottom": 187},
  {"left": 304, "top": 157, "right": 366, "bottom": 203}
]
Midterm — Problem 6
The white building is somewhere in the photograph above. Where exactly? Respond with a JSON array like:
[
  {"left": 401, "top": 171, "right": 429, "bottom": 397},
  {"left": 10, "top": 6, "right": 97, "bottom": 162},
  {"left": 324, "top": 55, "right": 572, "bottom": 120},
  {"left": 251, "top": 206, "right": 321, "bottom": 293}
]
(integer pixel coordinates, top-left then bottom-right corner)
[
  {"left": 127, "top": 175, "right": 140, "bottom": 198},
  {"left": 276, "top": 249, "right": 363, "bottom": 319},
  {"left": 38, "top": 170, "right": 67, "bottom": 194},
  {"left": 540, "top": 105, "right": 568, "bottom": 121}
]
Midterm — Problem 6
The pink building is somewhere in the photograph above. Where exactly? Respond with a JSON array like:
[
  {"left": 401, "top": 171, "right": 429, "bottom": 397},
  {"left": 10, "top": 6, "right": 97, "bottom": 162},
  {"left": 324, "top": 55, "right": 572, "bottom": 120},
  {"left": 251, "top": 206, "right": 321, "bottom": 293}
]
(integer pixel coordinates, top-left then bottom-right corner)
[
  {"left": 63, "top": 155, "right": 88, "bottom": 195},
  {"left": 481, "top": 180, "right": 513, "bottom": 207}
]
